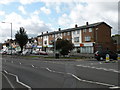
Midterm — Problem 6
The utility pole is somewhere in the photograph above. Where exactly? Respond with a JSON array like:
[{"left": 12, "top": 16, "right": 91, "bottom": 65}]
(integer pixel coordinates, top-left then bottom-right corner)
[
  {"left": 2, "top": 22, "right": 12, "bottom": 55},
  {"left": 54, "top": 31, "right": 56, "bottom": 58}
]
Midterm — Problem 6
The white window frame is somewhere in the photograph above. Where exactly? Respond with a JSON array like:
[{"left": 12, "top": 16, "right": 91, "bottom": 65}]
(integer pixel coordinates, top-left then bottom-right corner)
[
  {"left": 85, "top": 36, "right": 91, "bottom": 41},
  {"left": 74, "top": 37, "right": 79, "bottom": 42},
  {"left": 67, "top": 32, "right": 70, "bottom": 35},
  {"left": 89, "top": 28, "right": 92, "bottom": 32},
  {"left": 77, "top": 30, "right": 80, "bottom": 34},
  {"left": 83, "top": 29, "right": 86, "bottom": 32}
]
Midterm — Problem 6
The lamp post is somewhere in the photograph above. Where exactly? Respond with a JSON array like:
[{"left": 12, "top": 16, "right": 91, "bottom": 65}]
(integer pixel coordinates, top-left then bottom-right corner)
[
  {"left": 54, "top": 31, "right": 56, "bottom": 58},
  {"left": 96, "top": 28, "right": 98, "bottom": 51},
  {"left": 2, "top": 22, "right": 12, "bottom": 55}
]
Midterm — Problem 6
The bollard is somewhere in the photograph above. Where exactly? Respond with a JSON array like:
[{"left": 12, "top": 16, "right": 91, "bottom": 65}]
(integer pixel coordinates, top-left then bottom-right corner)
[
  {"left": 117, "top": 54, "right": 120, "bottom": 61},
  {"left": 105, "top": 54, "right": 110, "bottom": 62}
]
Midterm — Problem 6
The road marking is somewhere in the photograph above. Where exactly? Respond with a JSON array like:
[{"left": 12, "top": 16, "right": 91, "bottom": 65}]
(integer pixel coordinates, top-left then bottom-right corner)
[
  {"left": 109, "top": 86, "right": 120, "bottom": 89},
  {"left": 3, "top": 70, "right": 31, "bottom": 90},
  {"left": 76, "top": 65, "right": 120, "bottom": 73},
  {"left": 37, "top": 66, "right": 118, "bottom": 88},
  {"left": 31, "top": 65, "right": 35, "bottom": 68},
  {"left": 11, "top": 61, "right": 13, "bottom": 63},
  {"left": 46, "top": 68, "right": 52, "bottom": 72},
  {"left": 2, "top": 72, "right": 15, "bottom": 89},
  {"left": 67, "top": 73, "right": 116, "bottom": 87}
]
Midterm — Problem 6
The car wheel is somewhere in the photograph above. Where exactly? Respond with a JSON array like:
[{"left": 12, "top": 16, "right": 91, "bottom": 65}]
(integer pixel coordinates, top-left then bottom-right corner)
[{"left": 100, "top": 57, "right": 104, "bottom": 61}]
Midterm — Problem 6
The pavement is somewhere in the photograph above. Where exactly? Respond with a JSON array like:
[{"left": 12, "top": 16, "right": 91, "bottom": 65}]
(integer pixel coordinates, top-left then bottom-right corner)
[{"left": 1, "top": 56, "right": 120, "bottom": 89}]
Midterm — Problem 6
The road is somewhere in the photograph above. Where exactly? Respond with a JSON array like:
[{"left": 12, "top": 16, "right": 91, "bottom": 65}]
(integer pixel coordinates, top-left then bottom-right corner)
[{"left": 1, "top": 56, "right": 120, "bottom": 89}]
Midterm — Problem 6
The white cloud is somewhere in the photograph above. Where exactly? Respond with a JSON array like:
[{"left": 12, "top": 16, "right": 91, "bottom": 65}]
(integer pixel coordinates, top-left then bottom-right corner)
[
  {"left": 55, "top": 5, "right": 61, "bottom": 13},
  {"left": 0, "top": 12, "right": 52, "bottom": 42},
  {"left": 0, "top": 0, "right": 15, "bottom": 4},
  {"left": 0, "top": 11, "right": 5, "bottom": 15},
  {"left": 18, "top": 6, "right": 26, "bottom": 15},
  {"left": 58, "top": 14, "right": 71, "bottom": 28},
  {"left": 58, "top": 2, "right": 118, "bottom": 34},
  {"left": 19, "top": 0, "right": 41, "bottom": 5},
  {"left": 0, "top": 0, "right": 118, "bottom": 5},
  {"left": 40, "top": 7, "right": 51, "bottom": 14}
]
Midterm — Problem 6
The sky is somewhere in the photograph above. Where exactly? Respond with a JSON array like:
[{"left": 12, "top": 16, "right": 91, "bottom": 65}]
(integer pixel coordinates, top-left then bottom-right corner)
[{"left": 0, "top": 0, "right": 119, "bottom": 43}]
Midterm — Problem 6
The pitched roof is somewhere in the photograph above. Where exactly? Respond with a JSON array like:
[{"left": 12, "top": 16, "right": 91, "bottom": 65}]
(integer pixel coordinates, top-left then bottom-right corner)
[{"left": 37, "top": 22, "right": 112, "bottom": 37}]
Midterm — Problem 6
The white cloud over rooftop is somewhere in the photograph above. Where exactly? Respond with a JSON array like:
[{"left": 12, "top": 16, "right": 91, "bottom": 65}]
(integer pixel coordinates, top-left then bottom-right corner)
[{"left": 0, "top": 0, "right": 119, "bottom": 43}]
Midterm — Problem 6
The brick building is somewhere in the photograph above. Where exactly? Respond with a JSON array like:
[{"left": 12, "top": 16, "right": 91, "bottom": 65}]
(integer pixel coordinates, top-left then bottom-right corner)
[{"left": 37, "top": 22, "right": 116, "bottom": 53}]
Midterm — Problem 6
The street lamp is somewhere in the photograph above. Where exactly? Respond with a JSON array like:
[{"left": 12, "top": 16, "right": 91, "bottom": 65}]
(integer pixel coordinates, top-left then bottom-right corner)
[
  {"left": 1, "top": 22, "right": 12, "bottom": 55},
  {"left": 54, "top": 31, "right": 56, "bottom": 58}
]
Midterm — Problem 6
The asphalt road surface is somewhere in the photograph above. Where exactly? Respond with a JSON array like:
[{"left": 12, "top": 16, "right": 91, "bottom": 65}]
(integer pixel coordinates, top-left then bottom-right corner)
[{"left": 1, "top": 56, "right": 120, "bottom": 89}]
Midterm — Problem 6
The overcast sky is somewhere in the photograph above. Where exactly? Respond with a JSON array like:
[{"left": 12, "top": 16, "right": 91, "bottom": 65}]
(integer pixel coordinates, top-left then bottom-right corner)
[{"left": 0, "top": 0, "right": 119, "bottom": 43}]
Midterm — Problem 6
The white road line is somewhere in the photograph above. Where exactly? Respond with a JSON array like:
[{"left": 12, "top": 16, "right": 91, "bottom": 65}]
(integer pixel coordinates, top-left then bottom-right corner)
[
  {"left": 109, "top": 86, "right": 120, "bottom": 89},
  {"left": 46, "top": 68, "right": 52, "bottom": 72},
  {"left": 4, "top": 70, "right": 31, "bottom": 90},
  {"left": 67, "top": 73, "right": 116, "bottom": 87},
  {"left": 2, "top": 73, "right": 15, "bottom": 89},
  {"left": 76, "top": 65, "right": 120, "bottom": 73},
  {"left": 11, "top": 61, "right": 13, "bottom": 63},
  {"left": 38, "top": 66, "right": 118, "bottom": 88},
  {"left": 31, "top": 65, "right": 35, "bottom": 68}
]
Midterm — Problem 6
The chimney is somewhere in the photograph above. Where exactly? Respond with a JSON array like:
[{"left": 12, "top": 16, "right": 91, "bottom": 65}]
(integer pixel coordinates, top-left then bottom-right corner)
[
  {"left": 46, "top": 31, "right": 48, "bottom": 33},
  {"left": 41, "top": 32, "right": 43, "bottom": 35},
  {"left": 58, "top": 28, "right": 61, "bottom": 31},
  {"left": 86, "top": 22, "right": 89, "bottom": 26},
  {"left": 75, "top": 24, "right": 77, "bottom": 28}
]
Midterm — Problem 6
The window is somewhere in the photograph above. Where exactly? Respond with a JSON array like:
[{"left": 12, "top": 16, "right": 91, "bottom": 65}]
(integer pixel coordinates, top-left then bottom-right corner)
[
  {"left": 52, "top": 35, "right": 54, "bottom": 38},
  {"left": 77, "top": 30, "right": 80, "bottom": 34},
  {"left": 83, "top": 29, "right": 86, "bottom": 32},
  {"left": 39, "top": 42, "right": 42, "bottom": 44},
  {"left": 64, "top": 32, "right": 66, "bottom": 36},
  {"left": 67, "top": 32, "right": 70, "bottom": 35},
  {"left": 74, "top": 37, "right": 79, "bottom": 42},
  {"left": 73, "top": 31, "right": 76, "bottom": 34},
  {"left": 89, "top": 28, "right": 92, "bottom": 32},
  {"left": 85, "top": 36, "right": 91, "bottom": 41},
  {"left": 44, "top": 40, "right": 47, "bottom": 44}
]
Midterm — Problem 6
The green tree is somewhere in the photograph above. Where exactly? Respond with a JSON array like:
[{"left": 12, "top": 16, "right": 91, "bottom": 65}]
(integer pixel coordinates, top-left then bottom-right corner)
[
  {"left": 15, "top": 27, "right": 28, "bottom": 53},
  {"left": 56, "top": 39, "right": 74, "bottom": 57}
]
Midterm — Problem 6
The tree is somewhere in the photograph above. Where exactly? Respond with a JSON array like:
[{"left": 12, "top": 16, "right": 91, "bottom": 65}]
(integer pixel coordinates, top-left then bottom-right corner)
[
  {"left": 55, "top": 39, "right": 74, "bottom": 57},
  {"left": 15, "top": 27, "right": 28, "bottom": 53}
]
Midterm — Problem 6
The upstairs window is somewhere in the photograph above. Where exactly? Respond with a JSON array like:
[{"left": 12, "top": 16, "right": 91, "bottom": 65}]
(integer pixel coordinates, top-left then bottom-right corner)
[
  {"left": 73, "top": 31, "right": 76, "bottom": 34},
  {"left": 85, "top": 36, "right": 91, "bottom": 41},
  {"left": 89, "top": 28, "right": 92, "bottom": 32},
  {"left": 83, "top": 29, "right": 86, "bottom": 33},
  {"left": 77, "top": 30, "right": 80, "bottom": 34},
  {"left": 64, "top": 32, "right": 66, "bottom": 36},
  {"left": 67, "top": 32, "right": 70, "bottom": 35},
  {"left": 74, "top": 37, "right": 79, "bottom": 42}
]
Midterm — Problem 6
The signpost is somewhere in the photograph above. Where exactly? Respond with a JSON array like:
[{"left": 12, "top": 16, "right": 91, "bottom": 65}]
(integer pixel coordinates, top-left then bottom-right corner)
[{"left": 106, "top": 54, "right": 110, "bottom": 62}]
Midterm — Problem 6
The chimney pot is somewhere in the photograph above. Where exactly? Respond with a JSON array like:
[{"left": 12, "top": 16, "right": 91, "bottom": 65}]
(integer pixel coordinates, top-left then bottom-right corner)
[
  {"left": 86, "top": 22, "right": 89, "bottom": 25},
  {"left": 75, "top": 24, "right": 77, "bottom": 28},
  {"left": 58, "top": 28, "right": 61, "bottom": 31}
]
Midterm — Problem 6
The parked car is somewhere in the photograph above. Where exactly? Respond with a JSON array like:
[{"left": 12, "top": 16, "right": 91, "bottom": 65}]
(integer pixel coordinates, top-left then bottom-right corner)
[
  {"left": 0, "top": 50, "right": 7, "bottom": 55},
  {"left": 39, "top": 51, "right": 48, "bottom": 55},
  {"left": 22, "top": 49, "right": 31, "bottom": 55},
  {"left": 6, "top": 50, "right": 16, "bottom": 55},
  {"left": 95, "top": 50, "right": 118, "bottom": 61},
  {"left": 32, "top": 50, "right": 39, "bottom": 55}
]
